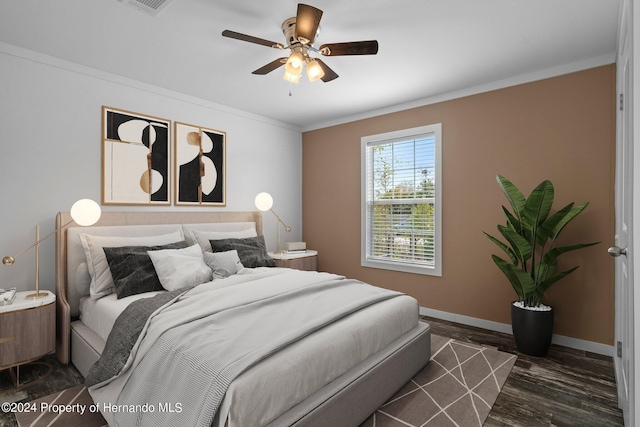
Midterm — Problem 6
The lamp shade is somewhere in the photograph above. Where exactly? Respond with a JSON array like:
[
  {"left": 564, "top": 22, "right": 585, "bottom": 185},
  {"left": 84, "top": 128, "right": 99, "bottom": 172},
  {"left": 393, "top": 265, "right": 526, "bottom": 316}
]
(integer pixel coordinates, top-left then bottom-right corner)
[
  {"left": 254, "top": 192, "right": 274, "bottom": 212},
  {"left": 283, "top": 70, "right": 301, "bottom": 83},
  {"left": 285, "top": 52, "right": 304, "bottom": 76},
  {"left": 306, "top": 59, "right": 325, "bottom": 82},
  {"left": 70, "top": 199, "right": 102, "bottom": 226}
]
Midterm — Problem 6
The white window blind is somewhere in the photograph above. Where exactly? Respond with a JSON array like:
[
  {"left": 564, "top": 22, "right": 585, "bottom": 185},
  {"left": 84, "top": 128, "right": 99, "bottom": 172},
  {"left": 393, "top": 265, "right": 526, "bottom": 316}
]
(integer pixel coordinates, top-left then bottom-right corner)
[{"left": 361, "top": 124, "right": 442, "bottom": 276}]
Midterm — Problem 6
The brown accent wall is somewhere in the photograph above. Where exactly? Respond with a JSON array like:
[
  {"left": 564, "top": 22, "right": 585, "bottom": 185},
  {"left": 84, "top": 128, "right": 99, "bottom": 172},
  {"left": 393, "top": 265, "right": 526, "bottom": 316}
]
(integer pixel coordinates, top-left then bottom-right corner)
[{"left": 302, "top": 65, "right": 616, "bottom": 345}]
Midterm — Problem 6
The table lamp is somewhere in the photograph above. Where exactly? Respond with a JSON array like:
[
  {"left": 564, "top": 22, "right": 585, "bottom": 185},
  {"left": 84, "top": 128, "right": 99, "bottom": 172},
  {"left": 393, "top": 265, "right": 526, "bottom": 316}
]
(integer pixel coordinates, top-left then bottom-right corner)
[
  {"left": 2, "top": 199, "right": 102, "bottom": 299},
  {"left": 254, "top": 192, "right": 291, "bottom": 254}
]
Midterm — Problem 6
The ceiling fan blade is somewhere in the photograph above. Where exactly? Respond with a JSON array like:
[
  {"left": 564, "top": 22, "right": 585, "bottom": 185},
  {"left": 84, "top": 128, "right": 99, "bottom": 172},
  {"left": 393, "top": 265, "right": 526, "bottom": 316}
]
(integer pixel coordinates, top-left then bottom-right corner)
[
  {"left": 222, "top": 30, "right": 284, "bottom": 49},
  {"left": 319, "top": 40, "right": 379, "bottom": 56},
  {"left": 252, "top": 58, "right": 287, "bottom": 75},
  {"left": 295, "top": 3, "right": 323, "bottom": 45},
  {"left": 315, "top": 59, "right": 339, "bottom": 82}
]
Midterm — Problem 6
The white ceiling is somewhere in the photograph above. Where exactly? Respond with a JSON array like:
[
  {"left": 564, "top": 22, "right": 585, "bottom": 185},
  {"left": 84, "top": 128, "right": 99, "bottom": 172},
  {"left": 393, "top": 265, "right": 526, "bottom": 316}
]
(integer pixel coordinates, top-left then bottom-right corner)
[{"left": 0, "top": 0, "right": 620, "bottom": 131}]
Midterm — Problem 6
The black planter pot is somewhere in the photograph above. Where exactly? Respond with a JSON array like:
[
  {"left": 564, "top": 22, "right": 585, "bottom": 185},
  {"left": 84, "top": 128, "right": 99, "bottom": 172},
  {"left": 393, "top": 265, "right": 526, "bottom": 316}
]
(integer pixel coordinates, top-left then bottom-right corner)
[{"left": 511, "top": 302, "right": 554, "bottom": 357}]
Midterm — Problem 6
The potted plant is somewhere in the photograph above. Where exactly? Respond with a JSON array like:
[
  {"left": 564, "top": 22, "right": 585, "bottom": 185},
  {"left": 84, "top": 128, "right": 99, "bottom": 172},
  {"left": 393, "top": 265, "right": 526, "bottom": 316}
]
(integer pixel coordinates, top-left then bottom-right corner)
[{"left": 484, "top": 175, "right": 599, "bottom": 356}]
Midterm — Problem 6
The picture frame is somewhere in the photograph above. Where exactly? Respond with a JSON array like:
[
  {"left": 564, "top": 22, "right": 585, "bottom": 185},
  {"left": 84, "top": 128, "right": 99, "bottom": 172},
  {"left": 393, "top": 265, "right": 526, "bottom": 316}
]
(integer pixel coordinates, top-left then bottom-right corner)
[
  {"left": 174, "top": 122, "right": 226, "bottom": 206},
  {"left": 102, "top": 106, "right": 171, "bottom": 205}
]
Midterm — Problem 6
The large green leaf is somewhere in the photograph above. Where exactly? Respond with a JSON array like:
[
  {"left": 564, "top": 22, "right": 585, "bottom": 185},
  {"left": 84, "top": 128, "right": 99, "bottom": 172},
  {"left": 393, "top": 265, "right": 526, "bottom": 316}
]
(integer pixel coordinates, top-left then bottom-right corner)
[
  {"left": 534, "top": 257, "right": 556, "bottom": 284},
  {"left": 537, "top": 203, "right": 574, "bottom": 246},
  {"left": 550, "top": 202, "right": 590, "bottom": 240},
  {"left": 535, "top": 242, "right": 598, "bottom": 283},
  {"left": 502, "top": 206, "right": 522, "bottom": 234},
  {"left": 491, "top": 255, "right": 523, "bottom": 299},
  {"left": 521, "top": 180, "right": 554, "bottom": 278},
  {"left": 484, "top": 232, "right": 518, "bottom": 265},
  {"left": 542, "top": 242, "right": 600, "bottom": 265},
  {"left": 523, "top": 180, "right": 554, "bottom": 229},
  {"left": 536, "top": 266, "right": 579, "bottom": 298},
  {"left": 492, "top": 255, "right": 537, "bottom": 300},
  {"left": 498, "top": 224, "right": 532, "bottom": 264},
  {"left": 497, "top": 175, "right": 526, "bottom": 223}
]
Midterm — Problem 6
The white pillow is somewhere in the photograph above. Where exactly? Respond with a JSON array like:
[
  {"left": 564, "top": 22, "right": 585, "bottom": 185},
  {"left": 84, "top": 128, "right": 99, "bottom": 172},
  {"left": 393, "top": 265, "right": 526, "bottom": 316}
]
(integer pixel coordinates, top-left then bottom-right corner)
[
  {"left": 148, "top": 244, "right": 213, "bottom": 291},
  {"left": 203, "top": 250, "right": 245, "bottom": 279},
  {"left": 182, "top": 223, "right": 257, "bottom": 246},
  {"left": 75, "top": 262, "right": 91, "bottom": 296},
  {"left": 80, "top": 230, "right": 184, "bottom": 299},
  {"left": 188, "top": 228, "right": 258, "bottom": 253}
]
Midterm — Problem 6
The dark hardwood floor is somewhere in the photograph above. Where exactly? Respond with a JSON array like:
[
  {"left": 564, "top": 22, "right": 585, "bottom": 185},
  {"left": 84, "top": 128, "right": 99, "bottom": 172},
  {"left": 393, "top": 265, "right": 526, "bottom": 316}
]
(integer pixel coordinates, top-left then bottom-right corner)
[
  {"left": 0, "top": 317, "right": 625, "bottom": 426},
  {"left": 422, "top": 315, "right": 625, "bottom": 426},
  {"left": 0, "top": 354, "right": 84, "bottom": 427}
]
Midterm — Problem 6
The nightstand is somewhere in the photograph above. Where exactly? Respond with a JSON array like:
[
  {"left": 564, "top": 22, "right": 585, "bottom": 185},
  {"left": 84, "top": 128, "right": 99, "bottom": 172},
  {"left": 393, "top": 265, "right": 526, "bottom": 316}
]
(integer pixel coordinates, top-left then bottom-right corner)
[
  {"left": 269, "top": 250, "right": 318, "bottom": 271},
  {"left": 0, "top": 291, "right": 56, "bottom": 387}
]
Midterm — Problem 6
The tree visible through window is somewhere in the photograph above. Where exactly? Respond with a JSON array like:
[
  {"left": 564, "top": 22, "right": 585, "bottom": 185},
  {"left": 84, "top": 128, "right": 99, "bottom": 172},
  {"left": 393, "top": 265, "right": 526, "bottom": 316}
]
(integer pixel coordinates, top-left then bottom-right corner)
[{"left": 361, "top": 124, "right": 442, "bottom": 276}]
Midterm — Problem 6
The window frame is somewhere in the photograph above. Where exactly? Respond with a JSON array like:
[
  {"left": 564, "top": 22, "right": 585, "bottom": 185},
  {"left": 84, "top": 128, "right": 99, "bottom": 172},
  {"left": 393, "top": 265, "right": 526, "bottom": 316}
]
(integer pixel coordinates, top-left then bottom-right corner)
[{"left": 360, "top": 123, "right": 442, "bottom": 276}]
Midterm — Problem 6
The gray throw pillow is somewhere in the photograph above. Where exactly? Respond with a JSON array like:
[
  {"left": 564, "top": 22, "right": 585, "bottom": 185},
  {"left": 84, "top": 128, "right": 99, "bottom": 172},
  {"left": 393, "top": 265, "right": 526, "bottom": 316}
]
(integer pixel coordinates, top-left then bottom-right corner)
[
  {"left": 203, "top": 250, "right": 245, "bottom": 279},
  {"left": 103, "top": 241, "right": 188, "bottom": 299},
  {"left": 209, "top": 235, "right": 275, "bottom": 268}
]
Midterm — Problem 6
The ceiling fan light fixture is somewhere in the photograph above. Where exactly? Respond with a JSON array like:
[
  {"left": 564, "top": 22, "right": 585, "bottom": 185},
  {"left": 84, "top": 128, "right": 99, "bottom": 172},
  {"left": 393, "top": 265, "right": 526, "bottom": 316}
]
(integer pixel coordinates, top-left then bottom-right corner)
[
  {"left": 285, "top": 52, "right": 304, "bottom": 75},
  {"left": 283, "top": 70, "right": 300, "bottom": 83},
  {"left": 306, "top": 58, "right": 325, "bottom": 82},
  {"left": 222, "top": 4, "right": 379, "bottom": 85}
]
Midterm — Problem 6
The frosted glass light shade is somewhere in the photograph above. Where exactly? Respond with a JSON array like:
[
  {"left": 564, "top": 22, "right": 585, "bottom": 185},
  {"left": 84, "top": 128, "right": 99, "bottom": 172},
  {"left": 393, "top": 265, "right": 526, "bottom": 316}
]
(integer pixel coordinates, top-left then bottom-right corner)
[
  {"left": 285, "top": 52, "right": 304, "bottom": 75},
  {"left": 306, "top": 59, "right": 325, "bottom": 82},
  {"left": 254, "top": 192, "right": 274, "bottom": 212},
  {"left": 70, "top": 199, "right": 102, "bottom": 226},
  {"left": 283, "top": 71, "right": 301, "bottom": 83}
]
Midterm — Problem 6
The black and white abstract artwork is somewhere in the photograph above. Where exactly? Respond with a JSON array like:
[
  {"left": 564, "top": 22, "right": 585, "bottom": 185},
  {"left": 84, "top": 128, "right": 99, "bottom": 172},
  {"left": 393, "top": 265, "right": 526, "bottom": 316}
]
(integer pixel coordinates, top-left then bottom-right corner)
[
  {"left": 174, "top": 122, "right": 226, "bottom": 206},
  {"left": 102, "top": 106, "right": 171, "bottom": 205}
]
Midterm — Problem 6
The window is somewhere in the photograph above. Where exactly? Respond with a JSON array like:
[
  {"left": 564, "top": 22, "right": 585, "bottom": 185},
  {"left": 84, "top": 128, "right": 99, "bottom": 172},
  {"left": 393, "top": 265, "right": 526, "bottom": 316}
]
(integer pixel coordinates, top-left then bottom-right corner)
[{"left": 361, "top": 124, "right": 442, "bottom": 276}]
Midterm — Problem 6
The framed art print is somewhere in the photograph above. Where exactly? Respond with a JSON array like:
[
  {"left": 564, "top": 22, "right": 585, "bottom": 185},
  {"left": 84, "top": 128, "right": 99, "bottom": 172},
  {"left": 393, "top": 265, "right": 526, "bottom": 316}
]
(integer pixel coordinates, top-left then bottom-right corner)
[
  {"left": 102, "top": 106, "right": 171, "bottom": 205},
  {"left": 174, "top": 122, "right": 226, "bottom": 206}
]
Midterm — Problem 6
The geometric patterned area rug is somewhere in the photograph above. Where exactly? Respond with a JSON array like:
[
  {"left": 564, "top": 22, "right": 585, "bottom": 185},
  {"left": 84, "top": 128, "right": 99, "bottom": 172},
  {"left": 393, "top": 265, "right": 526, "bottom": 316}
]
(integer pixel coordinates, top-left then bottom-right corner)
[
  {"left": 14, "top": 384, "right": 107, "bottom": 427},
  {"left": 360, "top": 334, "right": 517, "bottom": 427}
]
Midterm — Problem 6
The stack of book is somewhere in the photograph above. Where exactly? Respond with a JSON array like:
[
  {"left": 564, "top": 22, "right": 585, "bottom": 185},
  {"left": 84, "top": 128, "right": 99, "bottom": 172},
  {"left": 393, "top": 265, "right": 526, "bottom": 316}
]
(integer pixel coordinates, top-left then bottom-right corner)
[
  {"left": 0, "top": 288, "right": 16, "bottom": 306},
  {"left": 284, "top": 248, "right": 307, "bottom": 254},
  {"left": 284, "top": 242, "right": 307, "bottom": 254}
]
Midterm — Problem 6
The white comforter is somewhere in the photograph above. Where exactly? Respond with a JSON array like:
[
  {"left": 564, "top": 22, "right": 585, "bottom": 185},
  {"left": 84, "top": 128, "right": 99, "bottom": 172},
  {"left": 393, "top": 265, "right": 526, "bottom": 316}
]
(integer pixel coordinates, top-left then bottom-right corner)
[{"left": 88, "top": 268, "right": 419, "bottom": 427}]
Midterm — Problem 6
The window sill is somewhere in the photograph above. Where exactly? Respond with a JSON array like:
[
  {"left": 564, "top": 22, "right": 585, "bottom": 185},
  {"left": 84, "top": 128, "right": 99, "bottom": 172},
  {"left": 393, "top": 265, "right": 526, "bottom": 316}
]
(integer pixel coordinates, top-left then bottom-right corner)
[{"left": 361, "top": 258, "right": 442, "bottom": 277}]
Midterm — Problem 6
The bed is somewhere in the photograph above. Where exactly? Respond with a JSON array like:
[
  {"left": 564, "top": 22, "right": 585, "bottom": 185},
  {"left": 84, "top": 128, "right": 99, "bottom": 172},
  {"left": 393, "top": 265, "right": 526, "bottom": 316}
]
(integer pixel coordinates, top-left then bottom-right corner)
[{"left": 54, "top": 211, "right": 431, "bottom": 427}]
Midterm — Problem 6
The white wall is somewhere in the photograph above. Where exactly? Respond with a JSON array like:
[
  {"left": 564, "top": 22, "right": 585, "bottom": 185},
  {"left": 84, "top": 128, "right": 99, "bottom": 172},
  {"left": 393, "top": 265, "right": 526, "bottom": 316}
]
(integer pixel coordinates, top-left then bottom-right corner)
[{"left": 0, "top": 43, "right": 302, "bottom": 293}]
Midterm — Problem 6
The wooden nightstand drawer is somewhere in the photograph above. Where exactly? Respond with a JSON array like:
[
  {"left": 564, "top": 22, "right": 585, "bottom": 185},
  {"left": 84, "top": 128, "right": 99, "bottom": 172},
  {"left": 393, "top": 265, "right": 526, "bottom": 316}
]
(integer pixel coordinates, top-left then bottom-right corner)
[
  {"left": 0, "top": 294, "right": 56, "bottom": 369},
  {"left": 269, "top": 250, "right": 318, "bottom": 271}
]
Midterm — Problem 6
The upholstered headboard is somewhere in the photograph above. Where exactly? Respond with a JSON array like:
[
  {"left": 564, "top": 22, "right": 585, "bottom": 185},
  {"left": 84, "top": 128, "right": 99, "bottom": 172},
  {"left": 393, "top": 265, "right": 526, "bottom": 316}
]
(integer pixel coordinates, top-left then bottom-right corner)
[{"left": 54, "top": 211, "right": 263, "bottom": 364}]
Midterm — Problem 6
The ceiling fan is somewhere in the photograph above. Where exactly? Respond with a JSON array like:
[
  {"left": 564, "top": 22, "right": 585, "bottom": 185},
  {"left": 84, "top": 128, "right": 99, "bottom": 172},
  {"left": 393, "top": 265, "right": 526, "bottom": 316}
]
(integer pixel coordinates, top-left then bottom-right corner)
[{"left": 222, "top": 3, "right": 378, "bottom": 83}]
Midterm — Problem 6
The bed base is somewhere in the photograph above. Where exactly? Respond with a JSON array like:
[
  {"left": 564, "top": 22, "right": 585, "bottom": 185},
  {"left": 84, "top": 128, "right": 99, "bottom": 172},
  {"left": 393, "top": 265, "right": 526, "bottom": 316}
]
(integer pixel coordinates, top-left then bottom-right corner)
[
  {"left": 273, "top": 321, "right": 430, "bottom": 427},
  {"left": 70, "top": 317, "right": 430, "bottom": 427},
  {"left": 70, "top": 321, "right": 103, "bottom": 378}
]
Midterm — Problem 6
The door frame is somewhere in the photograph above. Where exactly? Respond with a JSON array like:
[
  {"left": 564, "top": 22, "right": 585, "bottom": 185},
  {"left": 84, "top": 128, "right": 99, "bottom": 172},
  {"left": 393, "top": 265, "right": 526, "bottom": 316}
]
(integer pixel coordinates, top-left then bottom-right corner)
[
  {"left": 633, "top": 0, "right": 640, "bottom": 422},
  {"left": 615, "top": 0, "right": 639, "bottom": 425}
]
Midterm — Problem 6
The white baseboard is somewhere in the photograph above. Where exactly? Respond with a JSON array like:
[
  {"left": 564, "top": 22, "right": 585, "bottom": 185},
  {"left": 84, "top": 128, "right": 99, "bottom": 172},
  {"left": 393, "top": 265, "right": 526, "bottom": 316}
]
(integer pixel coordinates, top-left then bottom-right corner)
[{"left": 420, "top": 306, "right": 614, "bottom": 357}]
